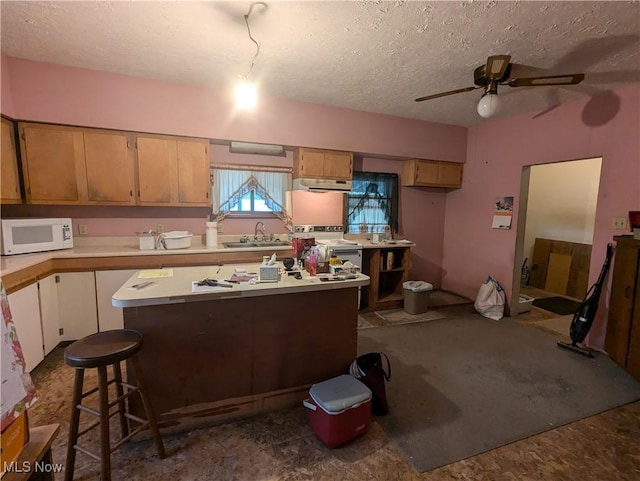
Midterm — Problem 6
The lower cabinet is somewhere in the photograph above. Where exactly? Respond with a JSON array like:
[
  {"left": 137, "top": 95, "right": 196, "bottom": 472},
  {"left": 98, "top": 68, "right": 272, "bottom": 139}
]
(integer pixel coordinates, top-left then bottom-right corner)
[
  {"left": 56, "top": 272, "right": 98, "bottom": 341},
  {"left": 8, "top": 283, "right": 44, "bottom": 372},
  {"left": 95, "top": 269, "right": 137, "bottom": 331},
  {"left": 39, "top": 274, "right": 61, "bottom": 356}
]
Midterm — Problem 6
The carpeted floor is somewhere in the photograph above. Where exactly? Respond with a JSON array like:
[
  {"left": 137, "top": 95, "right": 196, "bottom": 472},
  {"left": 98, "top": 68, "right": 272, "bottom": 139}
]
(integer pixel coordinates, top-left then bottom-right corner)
[{"left": 358, "top": 313, "right": 640, "bottom": 473}]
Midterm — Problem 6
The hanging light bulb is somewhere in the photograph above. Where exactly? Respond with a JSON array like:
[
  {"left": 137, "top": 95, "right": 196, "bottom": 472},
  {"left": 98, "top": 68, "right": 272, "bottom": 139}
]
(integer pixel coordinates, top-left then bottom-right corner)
[
  {"left": 235, "top": 78, "right": 257, "bottom": 110},
  {"left": 234, "top": 2, "right": 266, "bottom": 110},
  {"left": 477, "top": 92, "right": 502, "bottom": 118}
]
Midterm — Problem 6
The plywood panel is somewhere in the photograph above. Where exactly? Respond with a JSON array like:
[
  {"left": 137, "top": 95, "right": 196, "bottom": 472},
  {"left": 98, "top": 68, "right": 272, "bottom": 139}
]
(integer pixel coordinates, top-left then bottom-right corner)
[{"left": 545, "top": 253, "right": 572, "bottom": 295}]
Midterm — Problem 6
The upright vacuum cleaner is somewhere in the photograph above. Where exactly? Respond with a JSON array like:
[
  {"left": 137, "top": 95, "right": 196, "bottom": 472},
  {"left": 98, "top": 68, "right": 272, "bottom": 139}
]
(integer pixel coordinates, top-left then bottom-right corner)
[{"left": 557, "top": 243, "right": 614, "bottom": 358}]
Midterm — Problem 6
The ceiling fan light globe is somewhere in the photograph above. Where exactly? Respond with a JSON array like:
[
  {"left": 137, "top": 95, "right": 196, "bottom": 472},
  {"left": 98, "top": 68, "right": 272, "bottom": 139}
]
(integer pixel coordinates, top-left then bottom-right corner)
[{"left": 477, "top": 93, "right": 501, "bottom": 118}]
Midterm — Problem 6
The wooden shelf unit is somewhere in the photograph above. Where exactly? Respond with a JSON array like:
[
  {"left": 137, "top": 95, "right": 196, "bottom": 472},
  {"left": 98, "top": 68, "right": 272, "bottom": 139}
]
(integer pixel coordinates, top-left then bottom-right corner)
[{"left": 362, "top": 246, "right": 411, "bottom": 311}]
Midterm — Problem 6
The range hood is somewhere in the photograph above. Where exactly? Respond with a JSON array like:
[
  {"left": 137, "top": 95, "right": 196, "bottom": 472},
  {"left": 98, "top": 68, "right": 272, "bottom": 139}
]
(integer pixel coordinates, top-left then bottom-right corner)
[{"left": 292, "top": 178, "right": 352, "bottom": 192}]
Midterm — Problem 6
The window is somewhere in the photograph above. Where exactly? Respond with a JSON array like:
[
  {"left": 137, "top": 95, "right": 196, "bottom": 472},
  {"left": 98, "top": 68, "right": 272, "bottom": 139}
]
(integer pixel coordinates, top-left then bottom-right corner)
[
  {"left": 229, "top": 191, "right": 271, "bottom": 212},
  {"left": 211, "top": 168, "right": 292, "bottom": 225},
  {"left": 345, "top": 172, "right": 398, "bottom": 234}
]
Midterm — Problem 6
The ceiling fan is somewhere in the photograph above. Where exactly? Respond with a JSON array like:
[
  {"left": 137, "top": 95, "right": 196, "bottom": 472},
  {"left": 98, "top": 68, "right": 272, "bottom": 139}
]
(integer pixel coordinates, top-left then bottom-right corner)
[{"left": 415, "top": 55, "right": 586, "bottom": 118}]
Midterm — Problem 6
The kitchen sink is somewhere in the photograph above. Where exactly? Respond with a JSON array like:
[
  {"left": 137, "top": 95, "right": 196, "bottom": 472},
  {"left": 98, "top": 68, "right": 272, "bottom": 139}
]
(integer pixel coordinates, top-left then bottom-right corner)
[{"left": 223, "top": 241, "right": 291, "bottom": 248}]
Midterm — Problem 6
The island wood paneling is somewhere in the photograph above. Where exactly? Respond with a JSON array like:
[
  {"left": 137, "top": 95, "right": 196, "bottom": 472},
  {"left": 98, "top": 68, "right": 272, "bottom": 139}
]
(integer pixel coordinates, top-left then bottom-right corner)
[{"left": 124, "top": 288, "right": 358, "bottom": 434}]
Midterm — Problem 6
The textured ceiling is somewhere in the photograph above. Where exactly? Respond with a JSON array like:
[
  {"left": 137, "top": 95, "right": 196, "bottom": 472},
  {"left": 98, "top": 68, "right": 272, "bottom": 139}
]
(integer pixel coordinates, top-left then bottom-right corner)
[{"left": 1, "top": 1, "right": 639, "bottom": 126}]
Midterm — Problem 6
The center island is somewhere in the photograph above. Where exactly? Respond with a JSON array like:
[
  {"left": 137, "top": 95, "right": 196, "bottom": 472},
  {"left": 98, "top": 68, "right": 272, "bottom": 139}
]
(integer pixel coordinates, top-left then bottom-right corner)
[{"left": 112, "top": 263, "right": 369, "bottom": 434}]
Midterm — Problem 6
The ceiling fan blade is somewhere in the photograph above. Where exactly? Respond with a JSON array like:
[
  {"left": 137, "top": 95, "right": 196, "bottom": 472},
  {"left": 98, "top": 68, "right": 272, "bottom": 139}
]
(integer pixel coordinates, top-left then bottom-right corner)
[
  {"left": 508, "top": 73, "right": 585, "bottom": 88},
  {"left": 485, "top": 55, "right": 511, "bottom": 80},
  {"left": 415, "top": 86, "right": 478, "bottom": 102}
]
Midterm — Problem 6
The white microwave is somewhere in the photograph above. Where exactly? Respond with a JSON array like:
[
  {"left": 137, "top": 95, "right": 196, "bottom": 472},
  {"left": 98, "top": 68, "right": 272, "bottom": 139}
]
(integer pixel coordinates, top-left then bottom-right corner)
[{"left": 1, "top": 218, "right": 73, "bottom": 255}]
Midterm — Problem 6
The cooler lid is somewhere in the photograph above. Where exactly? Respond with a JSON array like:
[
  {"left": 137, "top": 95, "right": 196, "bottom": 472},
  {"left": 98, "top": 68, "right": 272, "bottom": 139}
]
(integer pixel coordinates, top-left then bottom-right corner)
[{"left": 309, "top": 375, "right": 372, "bottom": 413}]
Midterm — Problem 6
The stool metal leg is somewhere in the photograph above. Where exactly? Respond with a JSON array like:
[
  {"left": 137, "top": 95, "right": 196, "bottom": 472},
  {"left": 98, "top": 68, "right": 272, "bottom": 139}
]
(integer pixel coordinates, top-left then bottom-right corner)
[
  {"left": 130, "top": 355, "right": 166, "bottom": 459},
  {"left": 97, "top": 365, "right": 111, "bottom": 481},
  {"left": 112, "top": 362, "right": 129, "bottom": 439},
  {"left": 64, "top": 368, "right": 85, "bottom": 481}
]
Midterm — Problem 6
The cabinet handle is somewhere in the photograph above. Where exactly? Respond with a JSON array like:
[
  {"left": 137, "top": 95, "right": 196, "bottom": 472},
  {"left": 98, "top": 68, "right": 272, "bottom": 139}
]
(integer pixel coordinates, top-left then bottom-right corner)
[
  {"left": 206, "top": 191, "right": 209, "bottom": 199},
  {"left": 130, "top": 190, "right": 133, "bottom": 197},
  {"left": 625, "top": 285, "right": 631, "bottom": 298}
]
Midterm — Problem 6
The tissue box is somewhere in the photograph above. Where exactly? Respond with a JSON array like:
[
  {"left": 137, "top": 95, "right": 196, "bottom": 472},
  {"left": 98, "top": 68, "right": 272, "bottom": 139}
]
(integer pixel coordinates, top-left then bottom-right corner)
[
  {"left": 137, "top": 232, "right": 156, "bottom": 250},
  {"left": 259, "top": 265, "right": 280, "bottom": 283}
]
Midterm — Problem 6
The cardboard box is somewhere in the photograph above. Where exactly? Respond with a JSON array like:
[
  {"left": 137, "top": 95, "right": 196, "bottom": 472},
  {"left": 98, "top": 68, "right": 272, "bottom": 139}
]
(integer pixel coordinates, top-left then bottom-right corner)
[{"left": 1, "top": 410, "right": 29, "bottom": 476}]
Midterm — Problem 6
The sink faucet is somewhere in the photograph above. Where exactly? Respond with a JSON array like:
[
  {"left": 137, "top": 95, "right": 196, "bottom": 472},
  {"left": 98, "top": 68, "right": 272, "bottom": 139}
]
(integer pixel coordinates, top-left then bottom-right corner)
[{"left": 254, "top": 221, "right": 266, "bottom": 241}]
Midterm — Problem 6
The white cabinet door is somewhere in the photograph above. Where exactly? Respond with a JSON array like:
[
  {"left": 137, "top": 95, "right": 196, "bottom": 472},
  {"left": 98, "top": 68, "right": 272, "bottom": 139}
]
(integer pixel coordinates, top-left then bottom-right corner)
[
  {"left": 38, "top": 274, "right": 60, "bottom": 355},
  {"left": 7, "top": 284, "right": 44, "bottom": 372},
  {"left": 57, "top": 272, "right": 98, "bottom": 341},
  {"left": 95, "top": 269, "right": 136, "bottom": 331}
]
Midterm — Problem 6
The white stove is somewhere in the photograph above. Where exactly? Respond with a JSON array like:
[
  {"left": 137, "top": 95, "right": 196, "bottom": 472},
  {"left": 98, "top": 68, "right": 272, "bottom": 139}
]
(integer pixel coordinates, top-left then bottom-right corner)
[{"left": 292, "top": 225, "right": 361, "bottom": 249}]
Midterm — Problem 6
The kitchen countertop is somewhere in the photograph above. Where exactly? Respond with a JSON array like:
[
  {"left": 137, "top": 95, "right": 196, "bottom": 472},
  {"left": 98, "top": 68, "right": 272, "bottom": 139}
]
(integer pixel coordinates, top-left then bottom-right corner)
[
  {"left": 0, "top": 240, "right": 292, "bottom": 277},
  {"left": 113, "top": 263, "right": 369, "bottom": 307}
]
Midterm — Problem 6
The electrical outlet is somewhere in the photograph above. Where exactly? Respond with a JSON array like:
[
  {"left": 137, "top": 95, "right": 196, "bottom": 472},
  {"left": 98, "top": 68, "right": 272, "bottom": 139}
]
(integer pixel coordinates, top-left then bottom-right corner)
[
  {"left": 217, "top": 223, "right": 224, "bottom": 234},
  {"left": 156, "top": 224, "right": 165, "bottom": 234},
  {"left": 612, "top": 217, "right": 627, "bottom": 230},
  {"left": 78, "top": 224, "right": 88, "bottom": 235}
]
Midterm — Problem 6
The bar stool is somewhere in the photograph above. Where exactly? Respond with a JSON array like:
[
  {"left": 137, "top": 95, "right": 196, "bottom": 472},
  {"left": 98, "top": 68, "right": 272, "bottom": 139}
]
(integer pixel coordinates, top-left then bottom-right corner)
[{"left": 64, "top": 329, "right": 166, "bottom": 481}]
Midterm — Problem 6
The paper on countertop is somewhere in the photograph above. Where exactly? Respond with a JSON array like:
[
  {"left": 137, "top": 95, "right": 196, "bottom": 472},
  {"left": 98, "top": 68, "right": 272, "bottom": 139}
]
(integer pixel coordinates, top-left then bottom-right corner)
[{"left": 138, "top": 269, "right": 174, "bottom": 279}]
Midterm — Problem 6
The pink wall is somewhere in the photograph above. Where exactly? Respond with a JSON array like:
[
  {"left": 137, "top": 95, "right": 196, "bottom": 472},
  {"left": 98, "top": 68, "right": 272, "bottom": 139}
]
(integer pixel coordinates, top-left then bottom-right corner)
[
  {"left": 2, "top": 55, "right": 465, "bottom": 256},
  {"left": 1, "top": 54, "right": 15, "bottom": 116},
  {"left": 4, "top": 56, "right": 467, "bottom": 160},
  {"left": 443, "top": 83, "right": 640, "bottom": 349}
]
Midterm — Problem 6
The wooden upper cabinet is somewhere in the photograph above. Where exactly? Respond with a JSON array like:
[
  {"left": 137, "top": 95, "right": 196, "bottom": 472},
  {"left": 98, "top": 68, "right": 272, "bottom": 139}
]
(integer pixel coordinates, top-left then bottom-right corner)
[
  {"left": 1, "top": 118, "right": 21, "bottom": 203},
  {"left": 136, "top": 136, "right": 178, "bottom": 205},
  {"left": 293, "top": 148, "right": 353, "bottom": 180},
  {"left": 19, "top": 123, "right": 87, "bottom": 204},
  {"left": 402, "top": 159, "right": 463, "bottom": 188},
  {"left": 84, "top": 130, "right": 136, "bottom": 204},
  {"left": 176, "top": 139, "right": 210, "bottom": 205},
  {"left": 136, "top": 135, "right": 210, "bottom": 206}
]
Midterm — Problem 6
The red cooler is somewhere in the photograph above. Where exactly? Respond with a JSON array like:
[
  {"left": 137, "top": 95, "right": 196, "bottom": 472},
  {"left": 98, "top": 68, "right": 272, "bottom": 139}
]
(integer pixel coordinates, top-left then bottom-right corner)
[{"left": 303, "top": 374, "right": 372, "bottom": 448}]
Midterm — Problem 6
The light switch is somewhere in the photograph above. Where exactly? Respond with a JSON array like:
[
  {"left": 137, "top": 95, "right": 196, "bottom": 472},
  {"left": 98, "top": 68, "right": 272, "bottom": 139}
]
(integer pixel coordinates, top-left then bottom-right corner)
[{"left": 78, "top": 224, "right": 88, "bottom": 235}]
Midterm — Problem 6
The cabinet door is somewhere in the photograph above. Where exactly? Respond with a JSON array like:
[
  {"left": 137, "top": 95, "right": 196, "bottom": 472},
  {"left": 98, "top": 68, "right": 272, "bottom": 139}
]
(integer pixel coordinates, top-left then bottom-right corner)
[
  {"left": 295, "top": 149, "right": 325, "bottom": 178},
  {"left": 415, "top": 160, "right": 439, "bottom": 185},
  {"left": 19, "top": 123, "right": 87, "bottom": 204},
  {"left": 605, "top": 244, "right": 639, "bottom": 368},
  {"left": 438, "top": 162, "right": 463, "bottom": 188},
  {"left": 323, "top": 151, "right": 353, "bottom": 180},
  {"left": 57, "top": 272, "right": 98, "bottom": 341},
  {"left": 136, "top": 136, "right": 178, "bottom": 204},
  {"left": 84, "top": 130, "right": 136, "bottom": 204},
  {"left": 8, "top": 284, "right": 44, "bottom": 372},
  {"left": 38, "top": 274, "right": 60, "bottom": 356},
  {"left": 1, "top": 118, "right": 21, "bottom": 203},
  {"left": 95, "top": 269, "right": 136, "bottom": 332},
  {"left": 177, "top": 139, "right": 210, "bottom": 205}
]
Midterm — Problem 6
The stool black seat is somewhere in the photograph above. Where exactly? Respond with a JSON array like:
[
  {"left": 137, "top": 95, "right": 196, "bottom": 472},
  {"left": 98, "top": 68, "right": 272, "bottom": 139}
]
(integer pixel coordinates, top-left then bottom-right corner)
[{"left": 64, "top": 329, "right": 165, "bottom": 481}]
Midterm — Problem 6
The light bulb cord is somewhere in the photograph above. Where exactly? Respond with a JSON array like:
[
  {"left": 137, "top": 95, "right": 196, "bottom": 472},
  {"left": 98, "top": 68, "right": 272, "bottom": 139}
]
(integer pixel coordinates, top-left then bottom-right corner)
[{"left": 242, "top": 2, "right": 266, "bottom": 80}]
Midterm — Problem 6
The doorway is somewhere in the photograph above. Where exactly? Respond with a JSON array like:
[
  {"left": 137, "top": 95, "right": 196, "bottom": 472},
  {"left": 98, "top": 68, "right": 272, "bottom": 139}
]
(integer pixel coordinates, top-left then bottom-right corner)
[{"left": 511, "top": 157, "right": 603, "bottom": 333}]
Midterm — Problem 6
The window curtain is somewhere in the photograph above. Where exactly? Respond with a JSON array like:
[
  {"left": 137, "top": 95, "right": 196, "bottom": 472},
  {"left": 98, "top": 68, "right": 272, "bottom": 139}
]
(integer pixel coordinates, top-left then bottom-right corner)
[
  {"left": 212, "top": 169, "right": 292, "bottom": 226},
  {"left": 345, "top": 172, "right": 398, "bottom": 234}
]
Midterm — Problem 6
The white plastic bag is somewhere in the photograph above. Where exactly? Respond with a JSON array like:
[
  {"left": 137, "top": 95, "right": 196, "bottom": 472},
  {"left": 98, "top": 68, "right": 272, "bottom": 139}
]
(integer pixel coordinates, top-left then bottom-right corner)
[{"left": 474, "top": 276, "right": 505, "bottom": 320}]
